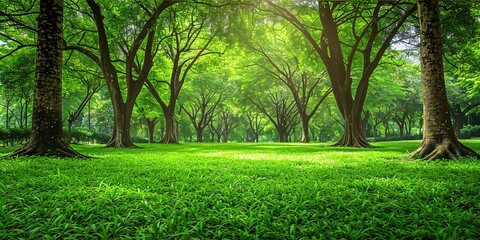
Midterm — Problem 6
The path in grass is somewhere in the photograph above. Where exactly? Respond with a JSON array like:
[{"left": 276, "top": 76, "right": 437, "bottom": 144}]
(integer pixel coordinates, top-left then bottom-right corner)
[{"left": 1, "top": 141, "right": 480, "bottom": 239}]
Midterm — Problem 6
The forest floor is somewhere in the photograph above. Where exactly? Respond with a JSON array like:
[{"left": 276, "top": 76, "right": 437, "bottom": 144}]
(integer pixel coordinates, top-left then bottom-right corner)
[{"left": 1, "top": 140, "right": 480, "bottom": 239}]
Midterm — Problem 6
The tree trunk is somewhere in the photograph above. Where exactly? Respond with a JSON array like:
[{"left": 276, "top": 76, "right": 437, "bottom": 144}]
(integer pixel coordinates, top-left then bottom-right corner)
[
  {"left": 88, "top": 99, "right": 91, "bottom": 130},
  {"left": 452, "top": 104, "right": 464, "bottom": 138},
  {"left": 67, "top": 117, "right": 74, "bottom": 144},
  {"left": 106, "top": 101, "right": 135, "bottom": 147},
  {"left": 362, "top": 110, "right": 371, "bottom": 138},
  {"left": 277, "top": 127, "right": 288, "bottom": 142},
  {"left": 161, "top": 108, "right": 178, "bottom": 144},
  {"left": 196, "top": 128, "right": 203, "bottom": 143},
  {"left": 334, "top": 113, "right": 369, "bottom": 147},
  {"left": 383, "top": 120, "right": 389, "bottom": 140},
  {"left": 398, "top": 124, "right": 404, "bottom": 140},
  {"left": 300, "top": 116, "right": 310, "bottom": 143},
  {"left": 5, "top": 99, "right": 10, "bottom": 129},
  {"left": 408, "top": 0, "right": 478, "bottom": 160},
  {"left": 145, "top": 118, "right": 158, "bottom": 144},
  {"left": 10, "top": 0, "right": 86, "bottom": 158}
]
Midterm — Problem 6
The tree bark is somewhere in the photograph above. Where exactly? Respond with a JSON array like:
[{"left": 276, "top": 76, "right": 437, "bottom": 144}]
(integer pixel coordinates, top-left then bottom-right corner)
[
  {"left": 334, "top": 113, "right": 369, "bottom": 147},
  {"left": 161, "top": 107, "right": 178, "bottom": 144},
  {"left": 145, "top": 117, "right": 158, "bottom": 144},
  {"left": 300, "top": 116, "right": 310, "bottom": 143},
  {"left": 9, "top": 0, "right": 86, "bottom": 158},
  {"left": 408, "top": 0, "right": 479, "bottom": 160}
]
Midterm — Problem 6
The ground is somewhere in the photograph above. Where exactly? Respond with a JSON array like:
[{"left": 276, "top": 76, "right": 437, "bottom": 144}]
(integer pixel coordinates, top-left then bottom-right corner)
[{"left": 1, "top": 141, "right": 480, "bottom": 239}]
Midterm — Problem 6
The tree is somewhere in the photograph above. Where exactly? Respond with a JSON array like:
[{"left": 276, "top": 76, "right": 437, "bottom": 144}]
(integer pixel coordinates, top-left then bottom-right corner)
[
  {"left": 244, "top": 110, "right": 267, "bottom": 142},
  {"left": 264, "top": 0, "right": 416, "bottom": 147},
  {"left": 9, "top": 0, "right": 85, "bottom": 157},
  {"left": 250, "top": 90, "right": 299, "bottom": 142},
  {"left": 250, "top": 46, "right": 332, "bottom": 142},
  {"left": 63, "top": 58, "right": 104, "bottom": 143},
  {"left": 183, "top": 90, "right": 222, "bottom": 142},
  {"left": 408, "top": 0, "right": 479, "bottom": 160},
  {"left": 63, "top": 0, "right": 177, "bottom": 147},
  {"left": 145, "top": 5, "right": 217, "bottom": 143}
]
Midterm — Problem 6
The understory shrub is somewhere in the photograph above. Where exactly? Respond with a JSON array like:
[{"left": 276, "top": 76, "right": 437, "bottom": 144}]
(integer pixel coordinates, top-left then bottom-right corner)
[{"left": 461, "top": 125, "right": 480, "bottom": 139}]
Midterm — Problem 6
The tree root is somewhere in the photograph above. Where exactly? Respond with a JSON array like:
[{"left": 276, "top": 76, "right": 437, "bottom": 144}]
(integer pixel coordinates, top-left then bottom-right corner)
[
  {"left": 408, "top": 139, "right": 480, "bottom": 160},
  {"left": 333, "top": 132, "right": 370, "bottom": 148},
  {"left": 160, "top": 136, "right": 178, "bottom": 144},
  {"left": 105, "top": 139, "right": 138, "bottom": 148},
  {"left": 6, "top": 143, "right": 90, "bottom": 159}
]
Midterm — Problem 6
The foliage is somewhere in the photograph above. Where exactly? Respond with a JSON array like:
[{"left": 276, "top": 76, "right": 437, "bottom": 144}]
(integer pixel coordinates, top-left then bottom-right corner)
[
  {"left": 65, "top": 128, "right": 147, "bottom": 144},
  {"left": 0, "top": 127, "right": 30, "bottom": 145},
  {"left": 460, "top": 125, "right": 480, "bottom": 139},
  {"left": 1, "top": 141, "right": 480, "bottom": 239}
]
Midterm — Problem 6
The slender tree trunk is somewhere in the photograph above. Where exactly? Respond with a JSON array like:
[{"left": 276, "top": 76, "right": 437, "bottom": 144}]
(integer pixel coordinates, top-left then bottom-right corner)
[
  {"left": 88, "top": 99, "right": 91, "bottom": 130},
  {"left": 453, "top": 114, "right": 464, "bottom": 139},
  {"left": 362, "top": 110, "right": 371, "bottom": 138},
  {"left": 398, "top": 124, "right": 404, "bottom": 140},
  {"left": 452, "top": 104, "right": 464, "bottom": 138},
  {"left": 145, "top": 118, "right": 158, "bottom": 144},
  {"left": 384, "top": 120, "right": 389, "bottom": 140},
  {"left": 5, "top": 100, "right": 9, "bottom": 129},
  {"left": 10, "top": 0, "right": 85, "bottom": 158},
  {"left": 67, "top": 117, "right": 74, "bottom": 143},
  {"left": 408, "top": 0, "right": 478, "bottom": 160}
]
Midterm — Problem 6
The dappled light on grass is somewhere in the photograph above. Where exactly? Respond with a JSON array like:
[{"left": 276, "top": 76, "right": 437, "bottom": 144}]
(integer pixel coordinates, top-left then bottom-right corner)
[{"left": 1, "top": 141, "right": 480, "bottom": 239}]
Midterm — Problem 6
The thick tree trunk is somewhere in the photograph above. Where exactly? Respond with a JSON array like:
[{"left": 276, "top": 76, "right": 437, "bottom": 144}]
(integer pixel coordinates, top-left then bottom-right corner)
[
  {"left": 161, "top": 109, "right": 178, "bottom": 144},
  {"left": 300, "top": 116, "right": 310, "bottom": 143},
  {"left": 10, "top": 0, "right": 86, "bottom": 158},
  {"left": 408, "top": 0, "right": 478, "bottom": 160},
  {"left": 334, "top": 113, "right": 369, "bottom": 147},
  {"left": 106, "top": 101, "right": 135, "bottom": 147},
  {"left": 277, "top": 127, "right": 288, "bottom": 142},
  {"left": 196, "top": 128, "right": 203, "bottom": 143}
]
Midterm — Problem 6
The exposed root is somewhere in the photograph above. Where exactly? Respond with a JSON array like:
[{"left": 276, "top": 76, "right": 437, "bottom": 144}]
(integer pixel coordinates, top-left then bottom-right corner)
[
  {"left": 333, "top": 133, "right": 370, "bottom": 148},
  {"left": 6, "top": 144, "right": 90, "bottom": 159},
  {"left": 408, "top": 139, "right": 480, "bottom": 160},
  {"left": 105, "top": 139, "right": 138, "bottom": 148},
  {"left": 160, "top": 136, "right": 178, "bottom": 144}
]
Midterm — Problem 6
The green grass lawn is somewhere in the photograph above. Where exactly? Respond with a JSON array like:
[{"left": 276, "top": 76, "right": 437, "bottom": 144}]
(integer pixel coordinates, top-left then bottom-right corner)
[{"left": 1, "top": 140, "right": 480, "bottom": 239}]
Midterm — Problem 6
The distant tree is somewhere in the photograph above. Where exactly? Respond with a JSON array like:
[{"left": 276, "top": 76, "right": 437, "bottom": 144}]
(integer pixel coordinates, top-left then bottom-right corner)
[
  {"left": 245, "top": 111, "right": 267, "bottom": 142},
  {"left": 408, "top": 0, "right": 479, "bottom": 160},
  {"left": 10, "top": 0, "right": 85, "bottom": 157},
  {"left": 264, "top": 0, "right": 416, "bottom": 147},
  {"left": 63, "top": 60, "right": 104, "bottom": 143},
  {"left": 251, "top": 90, "right": 299, "bottom": 142},
  {"left": 183, "top": 91, "right": 222, "bottom": 142},
  {"left": 145, "top": 5, "right": 217, "bottom": 144},
  {"left": 250, "top": 46, "right": 332, "bottom": 142},
  {"left": 63, "top": 0, "right": 177, "bottom": 147}
]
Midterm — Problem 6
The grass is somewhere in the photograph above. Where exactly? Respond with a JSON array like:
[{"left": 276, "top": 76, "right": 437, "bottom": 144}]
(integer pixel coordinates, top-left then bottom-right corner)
[{"left": 1, "top": 140, "right": 480, "bottom": 239}]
